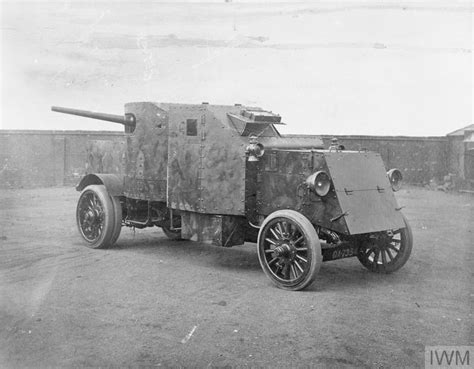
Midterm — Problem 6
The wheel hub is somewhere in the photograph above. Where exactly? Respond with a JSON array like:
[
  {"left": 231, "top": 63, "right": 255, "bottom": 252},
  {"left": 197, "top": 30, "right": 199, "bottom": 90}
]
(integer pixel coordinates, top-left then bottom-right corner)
[
  {"left": 366, "top": 233, "right": 392, "bottom": 250},
  {"left": 85, "top": 210, "right": 96, "bottom": 222},
  {"left": 258, "top": 213, "right": 320, "bottom": 290},
  {"left": 273, "top": 242, "right": 296, "bottom": 259}
]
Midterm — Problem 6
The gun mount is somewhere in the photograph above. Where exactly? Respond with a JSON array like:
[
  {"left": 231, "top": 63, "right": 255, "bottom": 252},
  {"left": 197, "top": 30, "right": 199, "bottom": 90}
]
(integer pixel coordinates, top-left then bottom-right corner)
[{"left": 53, "top": 101, "right": 412, "bottom": 291}]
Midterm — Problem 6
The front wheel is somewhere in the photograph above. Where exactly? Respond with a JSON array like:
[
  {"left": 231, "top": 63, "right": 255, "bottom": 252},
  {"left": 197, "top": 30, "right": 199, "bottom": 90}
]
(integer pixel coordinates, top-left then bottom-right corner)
[
  {"left": 257, "top": 210, "right": 322, "bottom": 291},
  {"left": 357, "top": 214, "right": 413, "bottom": 273},
  {"left": 76, "top": 185, "right": 117, "bottom": 249}
]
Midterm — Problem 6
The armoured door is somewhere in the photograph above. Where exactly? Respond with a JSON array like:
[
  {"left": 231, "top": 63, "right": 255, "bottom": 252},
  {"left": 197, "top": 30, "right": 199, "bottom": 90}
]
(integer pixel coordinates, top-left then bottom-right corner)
[{"left": 167, "top": 105, "right": 206, "bottom": 212}]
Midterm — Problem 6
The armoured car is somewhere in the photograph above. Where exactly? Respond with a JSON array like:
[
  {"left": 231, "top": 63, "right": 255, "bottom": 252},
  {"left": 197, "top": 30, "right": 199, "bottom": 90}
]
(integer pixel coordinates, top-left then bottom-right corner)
[{"left": 52, "top": 102, "right": 412, "bottom": 290}]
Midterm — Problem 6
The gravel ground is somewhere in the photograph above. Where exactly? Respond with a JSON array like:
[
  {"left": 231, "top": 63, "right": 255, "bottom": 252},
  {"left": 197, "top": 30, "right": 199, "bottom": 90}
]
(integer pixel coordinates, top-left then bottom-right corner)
[{"left": 0, "top": 186, "right": 472, "bottom": 368}]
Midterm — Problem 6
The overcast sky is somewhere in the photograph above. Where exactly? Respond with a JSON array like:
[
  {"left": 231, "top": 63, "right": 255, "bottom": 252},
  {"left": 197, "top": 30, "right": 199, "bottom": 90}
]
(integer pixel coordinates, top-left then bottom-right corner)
[{"left": 1, "top": 1, "right": 472, "bottom": 136}]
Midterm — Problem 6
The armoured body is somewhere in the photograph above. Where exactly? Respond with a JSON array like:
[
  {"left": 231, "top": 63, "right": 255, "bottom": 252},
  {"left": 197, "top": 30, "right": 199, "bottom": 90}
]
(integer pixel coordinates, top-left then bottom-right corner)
[{"left": 53, "top": 102, "right": 412, "bottom": 290}]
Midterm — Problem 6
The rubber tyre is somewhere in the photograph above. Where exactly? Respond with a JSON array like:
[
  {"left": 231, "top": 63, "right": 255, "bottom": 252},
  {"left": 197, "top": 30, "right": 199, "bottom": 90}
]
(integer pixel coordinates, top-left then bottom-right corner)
[
  {"left": 257, "top": 210, "right": 322, "bottom": 291},
  {"left": 357, "top": 213, "right": 413, "bottom": 273},
  {"left": 76, "top": 184, "right": 115, "bottom": 249},
  {"left": 109, "top": 196, "right": 122, "bottom": 246}
]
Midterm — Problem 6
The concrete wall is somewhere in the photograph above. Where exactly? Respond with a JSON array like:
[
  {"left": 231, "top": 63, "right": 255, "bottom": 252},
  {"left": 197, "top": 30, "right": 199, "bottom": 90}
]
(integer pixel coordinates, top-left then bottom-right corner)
[
  {"left": 320, "top": 135, "right": 448, "bottom": 184},
  {"left": 0, "top": 130, "right": 124, "bottom": 188},
  {"left": 446, "top": 131, "right": 474, "bottom": 189},
  {"left": 447, "top": 136, "right": 465, "bottom": 179},
  {"left": 0, "top": 130, "right": 449, "bottom": 189}
]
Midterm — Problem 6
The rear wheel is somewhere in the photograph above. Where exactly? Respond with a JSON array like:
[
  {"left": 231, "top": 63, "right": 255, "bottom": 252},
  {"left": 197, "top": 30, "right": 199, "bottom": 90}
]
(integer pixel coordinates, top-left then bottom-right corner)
[
  {"left": 76, "top": 185, "right": 116, "bottom": 249},
  {"left": 357, "top": 214, "right": 413, "bottom": 273},
  {"left": 109, "top": 196, "right": 122, "bottom": 245},
  {"left": 257, "top": 210, "right": 322, "bottom": 291}
]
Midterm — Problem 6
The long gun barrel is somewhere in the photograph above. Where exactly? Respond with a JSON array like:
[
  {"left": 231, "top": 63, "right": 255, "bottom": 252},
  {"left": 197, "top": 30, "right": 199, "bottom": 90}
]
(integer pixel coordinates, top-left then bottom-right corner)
[{"left": 51, "top": 106, "right": 136, "bottom": 128}]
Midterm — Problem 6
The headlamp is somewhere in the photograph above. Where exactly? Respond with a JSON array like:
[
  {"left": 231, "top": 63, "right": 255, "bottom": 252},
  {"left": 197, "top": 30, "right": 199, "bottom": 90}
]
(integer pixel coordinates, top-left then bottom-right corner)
[
  {"left": 387, "top": 168, "right": 403, "bottom": 191},
  {"left": 306, "top": 171, "right": 332, "bottom": 197}
]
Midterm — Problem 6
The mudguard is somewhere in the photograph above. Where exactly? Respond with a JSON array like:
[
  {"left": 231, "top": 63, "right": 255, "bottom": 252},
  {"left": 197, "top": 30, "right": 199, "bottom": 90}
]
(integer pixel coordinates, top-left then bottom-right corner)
[{"left": 76, "top": 173, "right": 123, "bottom": 196}]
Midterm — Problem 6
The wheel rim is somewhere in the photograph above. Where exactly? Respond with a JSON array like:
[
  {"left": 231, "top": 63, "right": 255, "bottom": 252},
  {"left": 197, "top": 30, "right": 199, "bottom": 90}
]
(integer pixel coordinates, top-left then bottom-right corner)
[
  {"left": 359, "top": 228, "right": 406, "bottom": 269},
  {"left": 77, "top": 191, "right": 106, "bottom": 243},
  {"left": 260, "top": 217, "right": 311, "bottom": 283}
]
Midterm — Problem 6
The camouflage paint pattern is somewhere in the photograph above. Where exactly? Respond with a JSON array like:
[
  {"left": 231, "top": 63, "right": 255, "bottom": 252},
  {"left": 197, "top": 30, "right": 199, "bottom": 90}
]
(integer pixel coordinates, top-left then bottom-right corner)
[
  {"left": 85, "top": 140, "right": 126, "bottom": 176},
  {"left": 167, "top": 104, "right": 207, "bottom": 212},
  {"left": 200, "top": 106, "right": 248, "bottom": 215},
  {"left": 257, "top": 149, "right": 404, "bottom": 235},
  {"left": 256, "top": 149, "right": 348, "bottom": 235},
  {"left": 54, "top": 102, "right": 407, "bottom": 246},
  {"left": 167, "top": 104, "right": 248, "bottom": 215},
  {"left": 181, "top": 211, "right": 245, "bottom": 246},
  {"left": 124, "top": 102, "right": 169, "bottom": 201}
]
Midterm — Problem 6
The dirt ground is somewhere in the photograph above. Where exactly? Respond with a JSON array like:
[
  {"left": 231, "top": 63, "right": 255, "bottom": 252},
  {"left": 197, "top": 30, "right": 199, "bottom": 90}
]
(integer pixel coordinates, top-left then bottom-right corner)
[{"left": 0, "top": 186, "right": 472, "bottom": 368}]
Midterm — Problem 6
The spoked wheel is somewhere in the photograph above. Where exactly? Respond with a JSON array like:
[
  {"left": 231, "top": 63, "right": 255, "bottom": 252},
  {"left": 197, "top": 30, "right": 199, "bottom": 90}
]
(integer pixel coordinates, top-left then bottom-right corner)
[
  {"left": 76, "top": 185, "right": 117, "bottom": 249},
  {"left": 357, "top": 214, "right": 413, "bottom": 273},
  {"left": 257, "top": 210, "right": 322, "bottom": 291}
]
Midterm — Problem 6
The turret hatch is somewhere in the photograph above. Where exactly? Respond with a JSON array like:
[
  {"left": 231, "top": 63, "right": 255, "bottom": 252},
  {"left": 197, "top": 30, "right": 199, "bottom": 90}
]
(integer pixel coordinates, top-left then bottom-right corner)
[{"left": 228, "top": 109, "right": 284, "bottom": 137}]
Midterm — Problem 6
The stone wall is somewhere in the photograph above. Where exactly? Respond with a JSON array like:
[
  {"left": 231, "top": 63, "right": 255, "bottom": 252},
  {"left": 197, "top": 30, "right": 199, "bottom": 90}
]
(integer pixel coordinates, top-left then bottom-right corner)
[{"left": 0, "top": 130, "right": 449, "bottom": 188}]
